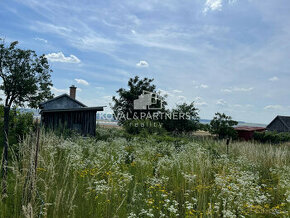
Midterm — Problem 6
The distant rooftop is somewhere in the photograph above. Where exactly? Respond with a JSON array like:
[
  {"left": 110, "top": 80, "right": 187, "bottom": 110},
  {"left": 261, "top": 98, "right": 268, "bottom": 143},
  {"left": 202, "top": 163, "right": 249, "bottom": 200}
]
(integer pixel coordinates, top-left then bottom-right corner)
[{"left": 234, "top": 126, "right": 266, "bottom": 131}]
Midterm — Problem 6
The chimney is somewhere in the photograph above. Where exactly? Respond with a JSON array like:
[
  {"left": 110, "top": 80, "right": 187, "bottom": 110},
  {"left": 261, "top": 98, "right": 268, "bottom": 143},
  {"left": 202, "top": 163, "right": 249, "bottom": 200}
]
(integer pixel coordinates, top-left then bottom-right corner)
[{"left": 69, "top": 85, "right": 77, "bottom": 99}]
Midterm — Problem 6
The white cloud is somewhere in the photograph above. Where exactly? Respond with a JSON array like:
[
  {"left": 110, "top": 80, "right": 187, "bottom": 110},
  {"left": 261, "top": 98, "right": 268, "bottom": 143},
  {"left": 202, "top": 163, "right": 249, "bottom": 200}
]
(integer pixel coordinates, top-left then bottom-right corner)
[
  {"left": 203, "top": 0, "right": 223, "bottom": 13},
  {"left": 196, "top": 101, "right": 208, "bottom": 106},
  {"left": 233, "top": 87, "right": 253, "bottom": 92},
  {"left": 216, "top": 99, "right": 227, "bottom": 106},
  {"left": 75, "top": 79, "right": 89, "bottom": 86},
  {"left": 96, "top": 86, "right": 105, "bottom": 90},
  {"left": 194, "top": 96, "right": 208, "bottom": 107},
  {"left": 34, "top": 37, "right": 48, "bottom": 43},
  {"left": 158, "top": 89, "right": 172, "bottom": 97},
  {"left": 176, "top": 95, "right": 187, "bottom": 103},
  {"left": 195, "top": 97, "right": 202, "bottom": 101},
  {"left": 196, "top": 84, "right": 209, "bottom": 89},
  {"left": 32, "top": 22, "right": 72, "bottom": 36},
  {"left": 269, "top": 76, "right": 279, "bottom": 81},
  {"left": 102, "top": 96, "right": 112, "bottom": 100},
  {"left": 203, "top": 0, "right": 238, "bottom": 14},
  {"left": 264, "top": 105, "right": 284, "bottom": 110},
  {"left": 221, "top": 88, "right": 232, "bottom": 93},
  {"left": 51, "top": 87, "right": 68, "bottom": 94},
  {"left": 221, "top": 87, "right": 254, "bottom": 93},
  {"left": 46, "top": 52, "right": 81, "bottom": 63},
  {"left": 172, "top": 89, "right": 182, "bottom": 93},
  {"left": 136, "top": 60, "right": 149, "bottom": 67}
]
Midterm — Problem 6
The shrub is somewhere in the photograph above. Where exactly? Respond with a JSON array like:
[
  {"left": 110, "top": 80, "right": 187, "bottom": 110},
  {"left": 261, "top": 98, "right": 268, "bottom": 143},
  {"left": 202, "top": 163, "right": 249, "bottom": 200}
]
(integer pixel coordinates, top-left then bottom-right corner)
[
  {"left": 162, "top": 102, "right": 199, "bottom": 133},
  {"left": 0, "top": 106, "right": 34, "bottom": 147},
  {"left": 254, "top": 131, "right": 290, "bottom": 144},
  {"left": 197, "top": 123, "right": 211, "bottom": 131}
]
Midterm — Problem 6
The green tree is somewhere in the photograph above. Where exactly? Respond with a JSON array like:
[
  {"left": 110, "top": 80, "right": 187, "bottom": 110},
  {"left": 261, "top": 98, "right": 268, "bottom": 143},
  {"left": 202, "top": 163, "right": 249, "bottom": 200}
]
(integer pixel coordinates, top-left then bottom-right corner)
[
  {"left": 210, "top": 112, "right": 238, "bottom": 139},
  {"left": 112, "top": 76, "right": 166, "bottom": 124},
  {"left": 0, "top": 106, "right": 34, "bottom": 151},
  {"left": 162, "top": 102, "right": 199, "bottom": 133},
  {"left": 0, "top": 40, "right": 53, "bottom": 195},
  {"left": 198, "top": 123, "right": 211, "bottom": 131}
]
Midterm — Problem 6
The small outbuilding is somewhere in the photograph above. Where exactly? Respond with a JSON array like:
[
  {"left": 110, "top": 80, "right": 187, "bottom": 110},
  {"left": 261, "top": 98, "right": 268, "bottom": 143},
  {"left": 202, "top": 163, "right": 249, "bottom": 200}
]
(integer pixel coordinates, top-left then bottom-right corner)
[
  {"left": 267, "top": 116, "right": 290, "bottom": 133},
  {"left": 39, "top": 86, "right": 104, "bottom": 136},
  {"left": 234, "top": 126, "right": 266, "bottom": 141}
]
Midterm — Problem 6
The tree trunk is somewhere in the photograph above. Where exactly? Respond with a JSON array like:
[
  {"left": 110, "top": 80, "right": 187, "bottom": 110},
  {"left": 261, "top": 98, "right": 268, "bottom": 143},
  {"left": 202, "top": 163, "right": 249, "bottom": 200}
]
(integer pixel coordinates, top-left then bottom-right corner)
[{"left": 1, "top": 106, "right": 10, "bottom": 196}]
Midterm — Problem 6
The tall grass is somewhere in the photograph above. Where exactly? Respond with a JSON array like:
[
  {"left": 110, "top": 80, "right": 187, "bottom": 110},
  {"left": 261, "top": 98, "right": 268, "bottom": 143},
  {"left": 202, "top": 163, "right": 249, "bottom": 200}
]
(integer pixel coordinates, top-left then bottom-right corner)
[{"left": 0, "top": 128, "right": 289, "bottom": 217}]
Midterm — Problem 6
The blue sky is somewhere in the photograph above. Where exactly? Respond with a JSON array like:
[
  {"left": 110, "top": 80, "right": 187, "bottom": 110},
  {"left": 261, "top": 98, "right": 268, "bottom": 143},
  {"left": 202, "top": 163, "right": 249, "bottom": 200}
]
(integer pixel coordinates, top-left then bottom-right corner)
[{"left": 1, "top": 0, "right": 290, "bottom": 124}]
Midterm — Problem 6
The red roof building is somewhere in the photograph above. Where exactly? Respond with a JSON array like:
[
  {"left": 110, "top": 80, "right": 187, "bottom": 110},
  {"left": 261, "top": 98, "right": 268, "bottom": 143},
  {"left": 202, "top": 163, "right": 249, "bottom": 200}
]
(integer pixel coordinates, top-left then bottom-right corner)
[{"left": 234, "top": 126, "right": 266, "bottom": 141}]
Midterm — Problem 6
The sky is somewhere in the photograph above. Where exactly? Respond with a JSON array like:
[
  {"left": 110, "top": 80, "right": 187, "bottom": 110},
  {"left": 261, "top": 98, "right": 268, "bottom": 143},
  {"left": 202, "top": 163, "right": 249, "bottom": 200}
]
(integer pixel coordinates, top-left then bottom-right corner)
[{"left": 0, "top": 0, "right": 290, "bottom": 124}]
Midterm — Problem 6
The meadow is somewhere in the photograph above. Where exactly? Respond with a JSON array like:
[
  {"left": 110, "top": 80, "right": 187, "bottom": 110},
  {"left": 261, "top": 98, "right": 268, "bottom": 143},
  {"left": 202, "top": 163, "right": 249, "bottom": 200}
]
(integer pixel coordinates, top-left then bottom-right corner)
[{"left": 0, "top": 127, "right": 289, "bottom": 217}]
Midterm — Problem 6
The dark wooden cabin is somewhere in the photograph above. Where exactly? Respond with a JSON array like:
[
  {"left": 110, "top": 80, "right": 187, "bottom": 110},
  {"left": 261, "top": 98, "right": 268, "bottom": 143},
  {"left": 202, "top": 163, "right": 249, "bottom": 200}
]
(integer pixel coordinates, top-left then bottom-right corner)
[
  {"left": 39, "top": 86, "right": 104, "bottom": 136},
  {"left": 267, "top": 116, "right": 290, "bottom": 133},
  {"left": 234, "top": 126, "right": 266, "bottom": 141}
]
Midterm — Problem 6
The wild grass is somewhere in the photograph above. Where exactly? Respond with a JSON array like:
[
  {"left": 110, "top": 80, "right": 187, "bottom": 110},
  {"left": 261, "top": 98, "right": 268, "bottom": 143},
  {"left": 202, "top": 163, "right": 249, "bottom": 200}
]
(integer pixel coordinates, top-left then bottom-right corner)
[{"left": 0, "top": 128, "right": 289, "bottom": 217}]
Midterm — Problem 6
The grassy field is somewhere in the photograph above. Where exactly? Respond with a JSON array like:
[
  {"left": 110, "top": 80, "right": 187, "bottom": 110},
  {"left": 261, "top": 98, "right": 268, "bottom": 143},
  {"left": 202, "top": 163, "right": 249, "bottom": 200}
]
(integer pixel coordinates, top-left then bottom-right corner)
[{"left": 0, "top": 127, "right": 289, "bottom": 217}]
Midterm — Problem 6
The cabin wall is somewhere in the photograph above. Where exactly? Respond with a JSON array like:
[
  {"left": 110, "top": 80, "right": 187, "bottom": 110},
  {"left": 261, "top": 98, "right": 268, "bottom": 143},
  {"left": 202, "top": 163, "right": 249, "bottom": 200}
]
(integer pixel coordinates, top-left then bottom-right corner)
[
  {"left": 236, "top": 129, "right": 265, "bottom": 141},
  {"left": 42, "top": 96, "right": 84, "bottom": 110},
  {"left": 267, "top": 119, "right": 288, "bottom": 132},
  {"left": 237, "top": 130, "right": 253, "bottom": 141},
  {"left": 42, "top": 110, "right": 96, "bottom": 136}
]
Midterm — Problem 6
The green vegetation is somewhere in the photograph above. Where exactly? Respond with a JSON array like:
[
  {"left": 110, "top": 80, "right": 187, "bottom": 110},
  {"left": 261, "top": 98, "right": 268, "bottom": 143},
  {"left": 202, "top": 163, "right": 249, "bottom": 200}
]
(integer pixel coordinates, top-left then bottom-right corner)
[
  {"left": 0, "top": 106, "right": 35, "bottom": 149},
  {"left": 210, "top": 112, "right": 238, "bottom": 139},
  {"left": 112, "top": 76, "right": 166, "bottom": 125},
  {"left": 0, "top": 39, "right": 53, "bottom": 194},
  {"left": 112, "top": 76, "right": 203, "bottom": 134},
  {"left": 162, "top": 102, "right": 199, "bottom": 133},
  {"left": 254, "top": 131, "right": 290, "bottom": 144},
  {"left": 0, "top": 127, "right": 289, "bottom": 217}
]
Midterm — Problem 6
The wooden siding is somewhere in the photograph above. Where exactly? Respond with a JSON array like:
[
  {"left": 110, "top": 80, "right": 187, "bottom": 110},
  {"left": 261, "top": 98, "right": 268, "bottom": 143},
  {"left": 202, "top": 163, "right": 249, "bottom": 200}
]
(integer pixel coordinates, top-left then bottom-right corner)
[
  {"left": 267, "top": 118, "right": 289, "bottom": 133},
  {"left": 42, "top": 110, "right": 97, "bottom": 136},
  {"left": 41, "top": 95, "right": 84, "bottom": 110}
]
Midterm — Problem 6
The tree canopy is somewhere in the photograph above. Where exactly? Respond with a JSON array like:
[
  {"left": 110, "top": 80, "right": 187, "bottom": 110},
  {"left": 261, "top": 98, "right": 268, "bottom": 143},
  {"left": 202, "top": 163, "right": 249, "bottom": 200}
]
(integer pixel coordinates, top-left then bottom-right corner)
[
  {"left": 162, "top": 102, "right": 200, "bottom": 133},
  {"left": 210, "top": 112, "right": 238, "bottom": 139},
  {"left": 112, "top": 76, "right": 166, "bottom": 124},
  {"left": 0, "top": 39, "right": 53, "bottom": 195},
  {"left": 0, "top": 40, "right": 53, "bottom": 108}
]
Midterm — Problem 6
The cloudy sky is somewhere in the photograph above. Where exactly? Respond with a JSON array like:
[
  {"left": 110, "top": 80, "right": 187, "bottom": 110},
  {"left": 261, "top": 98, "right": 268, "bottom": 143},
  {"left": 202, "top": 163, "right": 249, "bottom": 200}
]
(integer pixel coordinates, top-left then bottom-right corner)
[{"left": 1, "top": 0, "right": 290, "bottom": 123}]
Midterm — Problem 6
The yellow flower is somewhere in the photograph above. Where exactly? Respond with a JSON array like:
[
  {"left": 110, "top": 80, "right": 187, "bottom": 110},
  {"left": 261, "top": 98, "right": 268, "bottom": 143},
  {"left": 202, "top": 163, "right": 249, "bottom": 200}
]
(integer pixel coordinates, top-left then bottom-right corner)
[{"left": 147, "top": 199, "right": 154, "bottom": 204}]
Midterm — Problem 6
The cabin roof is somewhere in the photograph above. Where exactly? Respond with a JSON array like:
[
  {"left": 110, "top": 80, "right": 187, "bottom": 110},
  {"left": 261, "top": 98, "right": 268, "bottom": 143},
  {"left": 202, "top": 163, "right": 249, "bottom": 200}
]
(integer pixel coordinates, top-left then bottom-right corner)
[
  {"left": 267, "top": 115, "right": 290, "bottom": 131},
  {"left": 40, "top": 106, "right": 105, "bottom": 113},
  {"left": 234, "top": 126, "right": 266, "bottom": 132},
  {"left": 39, "top": 94, "right": 87, "bottom": 108}
]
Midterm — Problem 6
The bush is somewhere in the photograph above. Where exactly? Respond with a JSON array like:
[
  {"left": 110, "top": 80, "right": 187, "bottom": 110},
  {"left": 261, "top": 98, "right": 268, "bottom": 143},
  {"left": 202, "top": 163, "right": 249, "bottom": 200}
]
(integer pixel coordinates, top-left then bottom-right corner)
[
  {"left": 162, "top": 102, "right": 199, "bottom": 133},
  {"left": 197, "top": 123, "right": 211, "bottom": 131},
  {"left": 254, "top": 131, "right": 290, "bottom": 144},
  {"left": 0, "top": 105, "right": 35, "bottom": 147}
]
